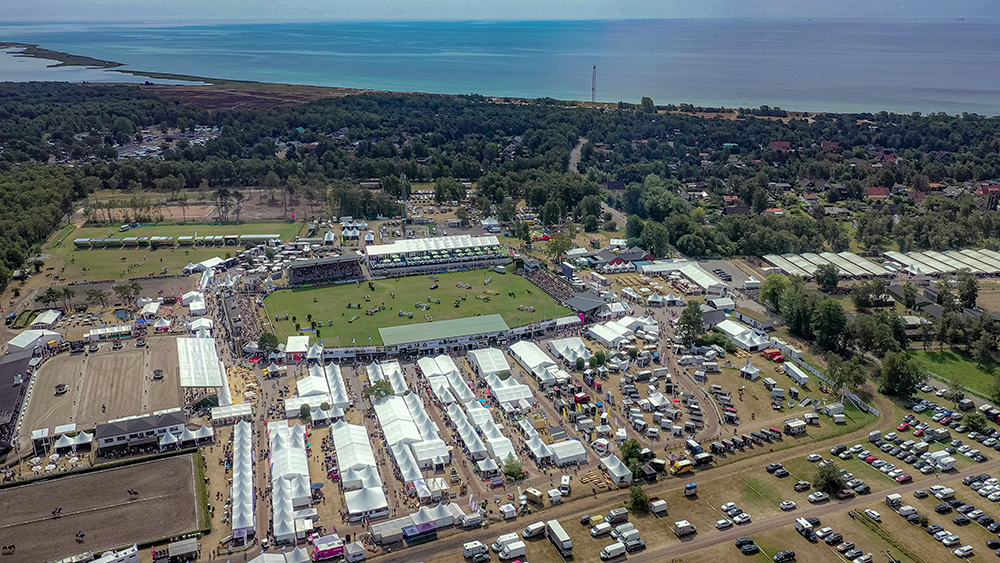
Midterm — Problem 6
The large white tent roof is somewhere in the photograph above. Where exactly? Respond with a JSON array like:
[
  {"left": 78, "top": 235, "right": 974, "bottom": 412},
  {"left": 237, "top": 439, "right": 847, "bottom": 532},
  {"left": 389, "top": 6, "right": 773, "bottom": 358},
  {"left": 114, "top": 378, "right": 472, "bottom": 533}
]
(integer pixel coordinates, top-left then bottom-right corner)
[
  {"left": 344, "top": 487, "right": 388, "bottom": 515},
  {"left": 467, "top": 348, "right": 510, "bottom": 376},
  {"left": 331, "top": 422, "right": 377, "bottom": 471},
  {"left": 509, "top": 341, "right": 556, "bottom": 376},
  {"left": 177, "top": 337, "right": 225, "bottom": 388},
  {"left": 365, "top": 234, "right": 499, "bottom": 258}
]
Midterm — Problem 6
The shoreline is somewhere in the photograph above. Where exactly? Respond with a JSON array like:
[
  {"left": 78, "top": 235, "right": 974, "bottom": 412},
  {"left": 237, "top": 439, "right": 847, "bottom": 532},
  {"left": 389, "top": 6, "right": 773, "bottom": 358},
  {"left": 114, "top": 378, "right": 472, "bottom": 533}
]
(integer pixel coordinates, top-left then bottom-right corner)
[{"left": 0, "top": 42, "right": 123, "bottom": 69}]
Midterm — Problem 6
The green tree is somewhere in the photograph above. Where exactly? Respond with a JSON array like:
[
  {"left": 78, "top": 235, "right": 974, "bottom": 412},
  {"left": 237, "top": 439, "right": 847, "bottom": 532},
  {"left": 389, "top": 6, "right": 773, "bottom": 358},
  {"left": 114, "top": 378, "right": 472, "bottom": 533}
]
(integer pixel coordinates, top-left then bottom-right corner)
[
  {"left": 576, "top": 357, "right": 585, "bottom": 371},
  {"left": 958, "top": 270, "right": 979, "bottom": 309},
  {"left": 299, "top": 404, "right": 312, "bottom": 422},
  {"left": 811, "top": 298, "right": 847, "bottom": 351},
  {"left": 434, "top": 177, "right": 463, "bottom": 204},
  {"left": 815, "top": 462, "right": 847, "bottom": 495},
  {"left": 258, "top": 332, "right": 279, "bottom": 355},
  {"left": 625, "top": 214, "right": 645, "bottom": 239},
  {"left": 628, "top": 484, "right": 650, "bottom": 514},
  {"left": 595, "top": 350, "right": 606, "bottom": 365},
  {"left": 639, "top": 221, "right": 670, "bottom": 256},
  {"left": 640, "top": 97, "right": 655, "bottom": 113},
  {"left": 112, "top": 281, "right": 143, "bottom": 307},
  {"left": 364, "top": 379, "right": 394, "bottom": 400},
  {"left": 814, "top": 264, "right": 839, "bottom": 292},
  {"left": 628, "top": 348, "right": 638, "bottom": 360},
  {"left": 903, "top": 283, "right": 918, "bottom": 310},
  {"left": 879, "top": 351, "right": 928, "bottom": 396},
  {"left": 827, "top": 355, "right": 868, "bottom": 394},
  {"left": 966, "top": 411, "right": 989, "bottom": 434},
  {"left": 545, "top": 234, "right": 573, "bottom": 260},
  {"left": 947, "top": 376, "right": 966, "bottom": 405},
  {"left": 455, "top": 207, "right": 470, "bottom": 225},
  {"left": 503, "top": 456, "right": 526, "bottom": 481},
  {"left": 920, "top": 321, "right": 935, "bottom": 350},
  {"left": 676, "top": 300, "right": 704, "bottom": 348},
  {"left": 620, "top": 439, "right": 641, "bottom": 466},
  {"left": 512, "top": 221, "right": 531, "bottom": 245},
  {"left": 85, "top": 289, "right": 110, "bottom": 309},
  {"left": 583, "top": 215, "right": 599, "bottom": 232},
  {"left": 760, "top": 274, "right": 790, "bottom": 312},
  {"left": 973, "top": 332, "right": 995, "bottom": 368}
]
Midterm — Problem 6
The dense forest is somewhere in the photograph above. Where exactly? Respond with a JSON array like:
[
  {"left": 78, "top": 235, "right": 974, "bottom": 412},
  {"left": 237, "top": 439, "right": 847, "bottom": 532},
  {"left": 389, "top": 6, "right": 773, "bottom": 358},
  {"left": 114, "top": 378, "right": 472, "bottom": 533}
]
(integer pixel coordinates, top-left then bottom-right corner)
[{"left": 2, "top": 82, "right": 1000, "bottom": 288}]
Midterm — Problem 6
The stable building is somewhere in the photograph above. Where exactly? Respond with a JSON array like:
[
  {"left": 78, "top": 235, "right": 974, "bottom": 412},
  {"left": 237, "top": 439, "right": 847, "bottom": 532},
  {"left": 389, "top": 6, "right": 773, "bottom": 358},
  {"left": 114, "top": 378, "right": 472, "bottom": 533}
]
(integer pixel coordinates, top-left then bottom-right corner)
[{"left": 95, "top": 409, "right": 187, "bottom": 453}]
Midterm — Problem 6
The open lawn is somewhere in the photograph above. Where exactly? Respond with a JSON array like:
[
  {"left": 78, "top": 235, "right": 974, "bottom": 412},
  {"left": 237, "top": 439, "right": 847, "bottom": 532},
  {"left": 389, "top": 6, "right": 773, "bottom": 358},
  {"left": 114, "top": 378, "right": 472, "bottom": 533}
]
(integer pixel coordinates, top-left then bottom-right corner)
[
  {"left": 68, "top": 220, "right": 303, "bottom": 241},
  {"left": 264, "top": 270, "right": 572, "bottom": 344},
  {"left": 41, "top": 221, "right": 304, "bottom": 282},
  {"left": 906, "top": 348, "right": 996, "bottom": 397}
]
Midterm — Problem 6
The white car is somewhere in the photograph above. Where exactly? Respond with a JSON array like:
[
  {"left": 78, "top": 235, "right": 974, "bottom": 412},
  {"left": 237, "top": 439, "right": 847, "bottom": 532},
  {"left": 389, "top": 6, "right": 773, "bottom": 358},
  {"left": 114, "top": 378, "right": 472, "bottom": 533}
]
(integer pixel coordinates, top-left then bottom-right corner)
[
  {"left": 943, "top": 535, "right": 961, "bottom": 547},
  {"left": 887, "top": 469, "right": 904, "bottom": 479},
  {"left": 734, "top": 513, "right": 752, "bottom": 525},
  {"left": 815, "top": 527, "right": 833, "bottom": 539},
  {"left": 808, "top": 491, "right": 830, "bottom": 503},
  {"left": 780, "top": 500, "right": 797, "bottom": 511},
  {"left": 921, "top": 465, "right": 937, "bottom": 474},
  {"left": 880, "top": 463, "right": 896, "bottom": 474},
  {"left": 721, "top": 502, "right": 737, "bottom": 513},
  {"left": 936, "top": 389, "right": 948, "bottom": 397},
  {"left": 849, "top": 444, "right": 864, "bottom": 454},
  {"left": 885, "top": 432, "right": 898, "bottom": 441},
  {"left": 958, "top": 445, "right": 971, "bottom": 455},
  {"left": 839, "top": 451, "right": 853, "bottom": 460},
  {"left": 986, "top": 491, "right": 1000, "bottom": 502},
  {"left": 979, "top": 486, "right": 997, "bottom": 497},
  {"left": 872, "top": 460, "right": 887, "bottom": 469},
  {"left": 934, "top": 530, "right": 951, "bottom": 541},
  {"left": 864, "top": 509, "right": 881, "bottom": 522},
  {"left": 929, "top": 485, "right": 947, "bottom": 494},
  {"left": 715, "top": 518, "right": 733, "bottom": 530},
  {"left": 806, "top": 454, "right": 822, "bottom": 462},
  {"left": 954, "top": 545, "right": 974, "bottom": 557}
]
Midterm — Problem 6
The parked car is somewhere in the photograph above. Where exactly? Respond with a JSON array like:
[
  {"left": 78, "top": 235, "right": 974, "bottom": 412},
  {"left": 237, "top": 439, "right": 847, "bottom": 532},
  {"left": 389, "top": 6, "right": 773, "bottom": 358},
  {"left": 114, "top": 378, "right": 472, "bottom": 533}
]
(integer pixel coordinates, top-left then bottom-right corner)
[{"left": 808, "top": 492, "right": 829, "bottom": 503}]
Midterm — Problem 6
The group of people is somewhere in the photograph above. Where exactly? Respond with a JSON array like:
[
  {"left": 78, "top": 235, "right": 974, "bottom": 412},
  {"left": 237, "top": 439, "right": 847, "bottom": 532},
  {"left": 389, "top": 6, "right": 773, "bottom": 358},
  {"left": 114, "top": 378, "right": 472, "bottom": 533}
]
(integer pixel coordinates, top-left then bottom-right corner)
[{"left": 525, "top": 268, "right": 573, "bottom": 301}]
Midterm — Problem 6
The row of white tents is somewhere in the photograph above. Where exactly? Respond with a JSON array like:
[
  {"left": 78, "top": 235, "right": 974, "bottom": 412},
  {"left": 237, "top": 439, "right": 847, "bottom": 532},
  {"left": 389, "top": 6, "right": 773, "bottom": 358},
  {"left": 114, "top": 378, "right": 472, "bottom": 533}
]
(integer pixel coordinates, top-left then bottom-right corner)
[
  {"left": 232, "top": 420, "right": 256, "bottom": 537},
  {"left": 269, "top": 422, "right": 312, "bottom": 543}
]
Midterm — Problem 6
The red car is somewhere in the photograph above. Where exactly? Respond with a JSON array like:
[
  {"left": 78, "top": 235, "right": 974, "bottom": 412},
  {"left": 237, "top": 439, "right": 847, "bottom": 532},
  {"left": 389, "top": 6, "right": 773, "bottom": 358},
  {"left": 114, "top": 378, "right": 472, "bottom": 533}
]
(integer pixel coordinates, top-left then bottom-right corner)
[
  {"left": 913, "top": 428, "right": 925, "bottom": 437},
  {"left": 897, "top": 423, "right": 910, "bottom": 431},
  {"left": 896, "top": 474, "right": 912, "bottom": 484},
  {"left": 864, "top": 455, "right": 878, "bottom": 463},
  {"left": 941, "top": 417, "right": 952, "bottom": 425}
]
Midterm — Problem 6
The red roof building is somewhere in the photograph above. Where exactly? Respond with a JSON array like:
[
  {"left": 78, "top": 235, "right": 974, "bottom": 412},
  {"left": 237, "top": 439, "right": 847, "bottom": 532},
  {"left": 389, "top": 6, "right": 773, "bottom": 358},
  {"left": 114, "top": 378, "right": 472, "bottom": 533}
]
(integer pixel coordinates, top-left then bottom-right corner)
[{"left": 867, "top": 187, "right": 890, "bottom": 200}]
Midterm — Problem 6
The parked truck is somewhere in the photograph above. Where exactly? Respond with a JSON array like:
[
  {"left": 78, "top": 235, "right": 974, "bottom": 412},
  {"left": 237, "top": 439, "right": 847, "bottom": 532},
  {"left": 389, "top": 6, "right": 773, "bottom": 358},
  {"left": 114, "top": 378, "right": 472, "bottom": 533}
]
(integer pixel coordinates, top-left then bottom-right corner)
[
  {"left": 546, "top": 520, "right": 573, "bottom": 557},
  {"left": 649, "top": 497, "right": 668, "bottom": 515},
  {"left": 498, "top": 541, "right": 526, "bottom": 560},
  {"left": 673, "top": 520, "right": 697, "bottom": 536}
]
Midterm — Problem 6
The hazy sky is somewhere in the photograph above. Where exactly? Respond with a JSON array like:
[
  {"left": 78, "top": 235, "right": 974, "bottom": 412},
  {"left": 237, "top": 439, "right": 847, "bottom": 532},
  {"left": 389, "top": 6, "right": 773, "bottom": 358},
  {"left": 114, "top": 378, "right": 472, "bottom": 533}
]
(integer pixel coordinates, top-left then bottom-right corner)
[{"left": 6, "top": 0, "right": 998, "bottom": 23}]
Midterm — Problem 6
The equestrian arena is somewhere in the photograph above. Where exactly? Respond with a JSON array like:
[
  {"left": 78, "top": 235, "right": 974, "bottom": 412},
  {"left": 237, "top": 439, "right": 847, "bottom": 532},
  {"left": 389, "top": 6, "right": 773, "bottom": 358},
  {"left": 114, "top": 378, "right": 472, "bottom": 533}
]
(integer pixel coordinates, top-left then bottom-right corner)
[{"left": 0, "top": 454, "right": 199, "bottom": 562}]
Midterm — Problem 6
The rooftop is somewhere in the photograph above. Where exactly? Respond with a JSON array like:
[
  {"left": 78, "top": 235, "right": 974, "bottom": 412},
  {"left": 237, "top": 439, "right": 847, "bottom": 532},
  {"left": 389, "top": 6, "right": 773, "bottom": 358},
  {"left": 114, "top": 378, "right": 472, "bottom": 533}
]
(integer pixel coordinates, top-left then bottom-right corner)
[{"left": 379, "top": 314, "right": 510, "bottom": 346}]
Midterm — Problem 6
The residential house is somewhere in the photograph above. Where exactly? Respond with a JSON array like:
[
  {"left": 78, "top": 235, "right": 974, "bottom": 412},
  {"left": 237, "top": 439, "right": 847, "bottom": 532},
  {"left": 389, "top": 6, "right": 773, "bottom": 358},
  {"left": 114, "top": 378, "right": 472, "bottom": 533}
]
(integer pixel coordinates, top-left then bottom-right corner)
[
  {"left": 866, "top": 187, "right": 890, "bottom": 201},
  {"left": 821, "top": 140, "right": 840, "bottom": 150},
  {"left": 800, "top": 193, "right": 820, "bottom": 206},
  {"left": 824, "top": 207, "right": 851, "bottom": 218},
  {"left": 909, "top": 192, "right": 926, "bottom": 205},
  {"left": 764, "top": 208, "right": 785, "bottom": 217},
  {"left": 723, "top": 205, "right": 751, "bottom": 216},
  {"left": 769, "top": 141, "right": 791, "bottom": 152}
]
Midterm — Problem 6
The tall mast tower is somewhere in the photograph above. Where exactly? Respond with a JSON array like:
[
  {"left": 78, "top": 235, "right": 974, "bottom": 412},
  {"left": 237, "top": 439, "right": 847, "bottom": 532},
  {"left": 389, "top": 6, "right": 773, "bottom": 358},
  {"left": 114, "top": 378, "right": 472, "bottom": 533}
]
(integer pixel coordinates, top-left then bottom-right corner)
[{"left": 592, "top": 66, "right": 596, "bottom": 105}]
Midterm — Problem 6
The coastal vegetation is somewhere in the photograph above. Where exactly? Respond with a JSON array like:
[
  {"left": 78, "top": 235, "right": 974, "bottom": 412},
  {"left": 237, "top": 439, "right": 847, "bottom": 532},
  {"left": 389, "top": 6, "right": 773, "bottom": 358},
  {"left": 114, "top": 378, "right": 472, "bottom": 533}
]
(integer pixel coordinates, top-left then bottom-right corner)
[{"left": 3, "top": 82, "right": 1000, "bottom": 292}]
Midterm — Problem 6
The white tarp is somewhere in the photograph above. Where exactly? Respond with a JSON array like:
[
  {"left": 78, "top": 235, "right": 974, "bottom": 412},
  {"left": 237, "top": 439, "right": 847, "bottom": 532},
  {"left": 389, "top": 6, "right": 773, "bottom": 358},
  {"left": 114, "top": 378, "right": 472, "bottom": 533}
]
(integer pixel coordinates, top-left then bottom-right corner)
[
  {"left": 177, "top": 337, "right": 225, "bottom": 388},
  {"left": 467, "top": 348, "right": 510, "bottom": 378},
  {"left": 232, "top": 420, "right": 256, "bottom": 535},
  {"left": 601, "top": 454, "right": 633, "bottom": 484},
  {"left": 549, "top": 440, "right": 588, "bottom": 466},
  {"left": 331, "top": 422, "right": 378, "bottom": 472}
]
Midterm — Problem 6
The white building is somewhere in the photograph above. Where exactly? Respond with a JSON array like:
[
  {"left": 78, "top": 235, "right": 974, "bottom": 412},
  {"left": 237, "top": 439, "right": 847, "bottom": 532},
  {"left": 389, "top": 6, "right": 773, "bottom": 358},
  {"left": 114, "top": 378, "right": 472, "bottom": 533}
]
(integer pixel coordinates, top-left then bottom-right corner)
[
  {"left": 548, "top": 440, "right": 588, "bottom": 467},
  {"left": 467, "top": 348, "right": 511, "bottom": 379},
  {"left": 30, "top": 309, "right": 61, "bottom": 329},
  {"left": 715, "top": 319, "right": 770, "bottom": 352},
  {"left": 6, "top": 329, "right": 62, "bottom": 353},
  {"left": 548, "top": 337, "right": 593, "bottom": 363}
]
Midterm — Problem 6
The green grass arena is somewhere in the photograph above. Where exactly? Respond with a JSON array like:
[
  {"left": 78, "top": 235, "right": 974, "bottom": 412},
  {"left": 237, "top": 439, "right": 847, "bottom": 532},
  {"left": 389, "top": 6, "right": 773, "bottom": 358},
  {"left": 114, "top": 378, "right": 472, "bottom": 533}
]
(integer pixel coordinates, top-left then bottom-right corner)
[{"left": 264, "top": 270, "right": 572, "bottom": 345}]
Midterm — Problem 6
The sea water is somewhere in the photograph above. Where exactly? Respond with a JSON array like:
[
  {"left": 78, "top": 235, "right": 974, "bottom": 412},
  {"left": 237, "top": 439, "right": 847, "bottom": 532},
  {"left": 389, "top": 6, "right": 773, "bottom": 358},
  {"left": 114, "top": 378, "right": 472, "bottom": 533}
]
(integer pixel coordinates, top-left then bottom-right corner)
[{"left": 2, "top": 19, "right": 999, "bottom": 115}]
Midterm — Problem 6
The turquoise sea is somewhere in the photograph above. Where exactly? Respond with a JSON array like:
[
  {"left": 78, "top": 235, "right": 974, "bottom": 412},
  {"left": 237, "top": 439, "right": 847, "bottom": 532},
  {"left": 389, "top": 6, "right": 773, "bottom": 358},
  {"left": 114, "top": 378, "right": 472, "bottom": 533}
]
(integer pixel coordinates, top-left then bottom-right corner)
[{"left": 2, "top": 20, "right": 1000, "bottom": 115}]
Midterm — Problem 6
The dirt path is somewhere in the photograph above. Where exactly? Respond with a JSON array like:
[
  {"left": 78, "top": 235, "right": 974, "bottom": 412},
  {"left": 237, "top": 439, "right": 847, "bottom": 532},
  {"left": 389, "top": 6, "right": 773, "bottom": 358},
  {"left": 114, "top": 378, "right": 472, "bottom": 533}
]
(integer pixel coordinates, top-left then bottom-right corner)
[{"left": 568, "top": 137, "right": 587, "bottom": 173}]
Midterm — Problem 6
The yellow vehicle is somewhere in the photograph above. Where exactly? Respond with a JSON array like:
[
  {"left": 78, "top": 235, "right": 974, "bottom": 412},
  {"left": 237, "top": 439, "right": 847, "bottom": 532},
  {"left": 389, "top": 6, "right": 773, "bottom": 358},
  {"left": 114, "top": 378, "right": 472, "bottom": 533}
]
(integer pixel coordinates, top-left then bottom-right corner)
[{"left": 669, "top": 459, "right": 694, "bottom": 475}]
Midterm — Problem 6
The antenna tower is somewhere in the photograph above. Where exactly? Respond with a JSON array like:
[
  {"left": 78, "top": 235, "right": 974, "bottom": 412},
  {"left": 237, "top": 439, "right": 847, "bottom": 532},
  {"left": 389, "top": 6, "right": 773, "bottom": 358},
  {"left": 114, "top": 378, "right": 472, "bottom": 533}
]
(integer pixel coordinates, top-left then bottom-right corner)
[{"left": 592, "top": 66, "right": 596, "bottom": 105}]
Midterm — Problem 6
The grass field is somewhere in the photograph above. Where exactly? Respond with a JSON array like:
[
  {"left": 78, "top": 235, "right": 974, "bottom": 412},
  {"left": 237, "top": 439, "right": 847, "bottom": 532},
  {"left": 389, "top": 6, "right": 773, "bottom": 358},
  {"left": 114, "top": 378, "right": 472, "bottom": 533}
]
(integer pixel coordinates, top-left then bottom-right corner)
[
  {"left": 41, "top": 221, "right": 304, "bottom": 282},
  {"left": 906, "top": 348, "right": 996, "bottom": 396},
  {"left": 264, "top": 270, "right": 571, "bottom": 344},
  {"left": 67, "top": 221, "right": 303, "bottom": 241}
]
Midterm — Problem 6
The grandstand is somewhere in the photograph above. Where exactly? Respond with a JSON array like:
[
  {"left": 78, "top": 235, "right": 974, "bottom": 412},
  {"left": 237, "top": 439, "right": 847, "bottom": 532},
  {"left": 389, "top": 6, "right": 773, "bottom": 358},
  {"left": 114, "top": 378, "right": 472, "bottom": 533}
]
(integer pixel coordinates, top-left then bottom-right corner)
[
  {"left": 287, "top": 254, "right": 365, "bottom": 284},
  {"left": 365, "top": 235, "right": 509, "bottom": 275}
]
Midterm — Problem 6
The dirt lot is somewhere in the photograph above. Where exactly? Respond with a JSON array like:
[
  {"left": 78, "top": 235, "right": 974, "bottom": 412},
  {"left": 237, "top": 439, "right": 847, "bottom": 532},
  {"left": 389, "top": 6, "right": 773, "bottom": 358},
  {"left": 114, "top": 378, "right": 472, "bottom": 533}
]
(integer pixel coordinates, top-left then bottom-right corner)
[
  {"left": 21, "top": 338, "right": 181, "bottom": 444},
  {"left": 0, "top": 454, "right": 198, "bottom": 562}
]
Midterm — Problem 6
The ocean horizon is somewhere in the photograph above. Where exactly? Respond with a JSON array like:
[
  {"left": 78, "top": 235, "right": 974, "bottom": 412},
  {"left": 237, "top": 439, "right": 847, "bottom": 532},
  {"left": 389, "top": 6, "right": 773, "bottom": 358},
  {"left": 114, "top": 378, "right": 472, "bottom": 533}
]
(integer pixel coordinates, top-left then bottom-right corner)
[{"left": 3, "top": 19, "right": 1000, "bottom": 115}]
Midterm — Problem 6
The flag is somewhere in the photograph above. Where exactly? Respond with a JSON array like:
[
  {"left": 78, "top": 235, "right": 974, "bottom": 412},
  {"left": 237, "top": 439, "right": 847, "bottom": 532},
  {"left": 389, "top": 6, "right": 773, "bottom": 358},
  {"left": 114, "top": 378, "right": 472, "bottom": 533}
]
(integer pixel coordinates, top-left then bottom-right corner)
[
  {"left": 368, "top": 336, "right": 372, "bottom": 342},
  {"left": 352, "top": 338, "right": 355, "bottom": 344}
]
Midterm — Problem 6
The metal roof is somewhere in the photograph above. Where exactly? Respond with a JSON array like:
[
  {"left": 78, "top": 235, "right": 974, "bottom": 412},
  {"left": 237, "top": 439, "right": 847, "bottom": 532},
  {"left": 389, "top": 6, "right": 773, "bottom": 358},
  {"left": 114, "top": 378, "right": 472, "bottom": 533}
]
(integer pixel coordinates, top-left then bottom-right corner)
[{"left": 379, "top": 314, "right": 509, "bottom": 346}]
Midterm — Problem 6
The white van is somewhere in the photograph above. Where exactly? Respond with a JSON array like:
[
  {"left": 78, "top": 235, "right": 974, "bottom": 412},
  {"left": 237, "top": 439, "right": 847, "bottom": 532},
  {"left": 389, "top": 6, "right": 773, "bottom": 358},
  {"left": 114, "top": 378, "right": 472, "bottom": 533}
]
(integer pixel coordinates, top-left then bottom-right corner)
[
  {"left": 492, "top": 533, "right": 520, "bottom": 552},
  {"left": 559, "top": 475, "right": 572, "bottom": 495},
  {"left": 591, "top": 522, "right": 613, "bottom": 537},
  {"left": 464, "top": 541, "right": 488, "bottom": 558},
  {"left": 617, "top": 529, "right": 640, "bottom": 543},
  {"left": 523, "top": 521, "right": 546, "bottom": 539},
  {"left": 600, "top": 542, "right": 626, "bottom": 561}
]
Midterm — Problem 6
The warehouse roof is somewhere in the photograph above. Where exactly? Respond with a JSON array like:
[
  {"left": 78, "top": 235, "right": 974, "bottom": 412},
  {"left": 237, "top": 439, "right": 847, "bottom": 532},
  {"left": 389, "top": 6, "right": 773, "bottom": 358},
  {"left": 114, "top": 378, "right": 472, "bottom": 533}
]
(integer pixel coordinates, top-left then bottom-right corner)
[{"left": 379, "top": 314, "right": 509, "bottom": 346}]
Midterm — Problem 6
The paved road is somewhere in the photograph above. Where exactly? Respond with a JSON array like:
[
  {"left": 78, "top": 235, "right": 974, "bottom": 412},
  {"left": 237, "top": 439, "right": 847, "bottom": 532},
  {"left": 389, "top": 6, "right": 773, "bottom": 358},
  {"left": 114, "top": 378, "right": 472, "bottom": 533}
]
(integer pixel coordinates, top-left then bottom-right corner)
[{"left": 568, "top": 137, "right": 587, "bottom": 174}]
